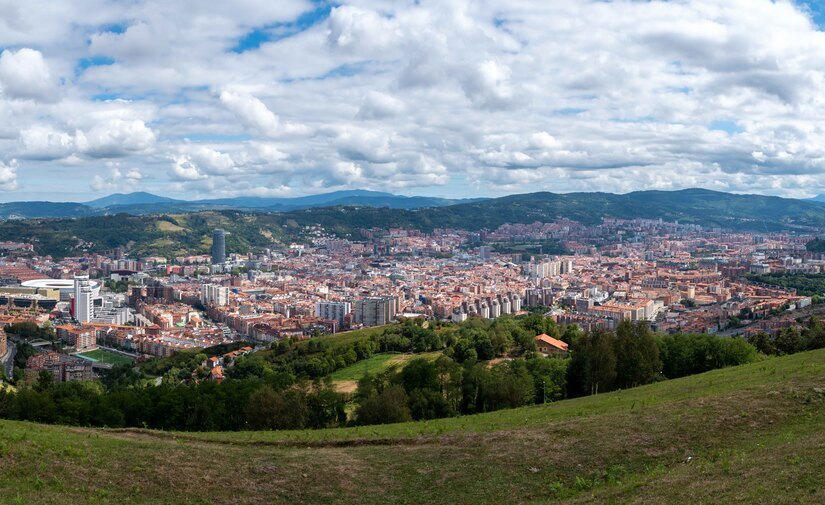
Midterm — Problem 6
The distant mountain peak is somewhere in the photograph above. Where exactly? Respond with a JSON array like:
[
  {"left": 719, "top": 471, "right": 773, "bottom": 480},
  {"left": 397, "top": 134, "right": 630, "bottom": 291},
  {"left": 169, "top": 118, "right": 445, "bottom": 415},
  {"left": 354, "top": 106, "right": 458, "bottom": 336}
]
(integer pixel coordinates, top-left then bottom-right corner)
[{"left": 85, "top": 192, "right": 181, "bottom": 208}]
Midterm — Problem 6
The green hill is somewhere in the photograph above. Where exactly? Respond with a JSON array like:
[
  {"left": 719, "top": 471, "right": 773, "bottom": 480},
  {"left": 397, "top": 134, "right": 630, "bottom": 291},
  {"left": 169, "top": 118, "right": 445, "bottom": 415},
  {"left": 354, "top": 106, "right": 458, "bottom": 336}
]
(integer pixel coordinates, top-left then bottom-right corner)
[
  {"left": 4, "top": 188, "right": 825, "bottom": 258},
  {"left": 279, "top": 188, "right": 825, "bottom": 234},
  {"left": 1, "top": 349, "right": 823, "bottom": 504}
]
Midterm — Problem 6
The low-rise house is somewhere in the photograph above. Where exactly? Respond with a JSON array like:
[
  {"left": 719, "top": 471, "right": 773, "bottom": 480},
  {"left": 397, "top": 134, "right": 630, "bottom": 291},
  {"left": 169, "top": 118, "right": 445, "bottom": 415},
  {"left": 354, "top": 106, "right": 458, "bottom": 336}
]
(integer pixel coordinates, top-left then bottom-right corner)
[{"left": 535, "top": 333, "right": 569, "bottom": 356}]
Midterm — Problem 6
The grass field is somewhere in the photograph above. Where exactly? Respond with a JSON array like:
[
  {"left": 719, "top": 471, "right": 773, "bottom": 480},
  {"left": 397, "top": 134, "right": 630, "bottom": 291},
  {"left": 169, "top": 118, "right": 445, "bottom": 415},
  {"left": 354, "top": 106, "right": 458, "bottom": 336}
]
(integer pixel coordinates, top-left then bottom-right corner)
[
  {"left": 307, "top": 325, "right": 391, "bottom": 349},
  {"left": 1, "top": 349, "right": 824, "bottom": 504},
  {"left": 76, "top": 349, "right": 135, "bottom": 365},
  {"left": 327, "top": 351, "right": 442, "bottom": 382}
]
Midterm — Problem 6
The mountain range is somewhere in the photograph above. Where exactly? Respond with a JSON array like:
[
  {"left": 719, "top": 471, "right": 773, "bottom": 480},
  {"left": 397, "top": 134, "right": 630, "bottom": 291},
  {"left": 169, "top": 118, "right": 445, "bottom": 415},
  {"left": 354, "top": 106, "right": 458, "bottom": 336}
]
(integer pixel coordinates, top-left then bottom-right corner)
[
  {"left": 3, "top": 187, "right": 825, "bottom": 259},
  {"left": 0, "top": 190, "right": 482, "bottom": 219}
]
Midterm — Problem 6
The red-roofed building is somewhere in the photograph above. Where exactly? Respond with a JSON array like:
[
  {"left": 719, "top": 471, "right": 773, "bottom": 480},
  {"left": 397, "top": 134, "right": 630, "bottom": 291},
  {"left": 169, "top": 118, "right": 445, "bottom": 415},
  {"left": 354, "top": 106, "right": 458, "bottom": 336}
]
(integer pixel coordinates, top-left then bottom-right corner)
[{"left": 535, "top": 333, "right": 569, "bottom": 356}]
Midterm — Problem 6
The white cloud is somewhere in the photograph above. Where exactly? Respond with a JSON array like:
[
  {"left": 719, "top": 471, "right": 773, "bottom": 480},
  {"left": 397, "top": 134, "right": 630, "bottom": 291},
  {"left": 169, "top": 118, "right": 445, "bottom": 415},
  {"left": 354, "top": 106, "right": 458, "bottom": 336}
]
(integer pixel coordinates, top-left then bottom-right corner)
[
  {"left": 90, "top": 163, "right": 143, "bottom": 191},
  {"left": 76, "top": 118, "right": 156, "bottom": 157},
  {"left": 170, "top": 155, "right": 207, "bottom": 181},
  {"left": 19, "top": 126, "right": 75, "bottom": 160},
  {"left": 0, "top": 48, "right": 58, "bottom": 102},
  {"left": 356, "top": 91, "right": 405, "bottom": 119},
  {"left": 3, "top": 0, "right": 825, "bottom": 200},
  {"left": 19, "top": 119, "right": 155, "bottom": 160},
  {"left": 219, "top": 89, "right": 282, "bottom": 137},
  {"left": 0, "top": 159, "right": 18, "bottom": 191}
]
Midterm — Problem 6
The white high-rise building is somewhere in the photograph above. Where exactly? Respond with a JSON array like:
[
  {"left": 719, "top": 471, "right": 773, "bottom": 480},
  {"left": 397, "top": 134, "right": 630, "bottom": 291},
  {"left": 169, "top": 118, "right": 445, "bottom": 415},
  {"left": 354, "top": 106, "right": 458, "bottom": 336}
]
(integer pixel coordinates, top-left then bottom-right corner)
[
  {"left": 524, "top": 260, "right": 561, "bottom": 279},
  {"left": 200, "top": 284, "right": 229, "bottom": 307},
  {"left": 73, "top": 275, "right": 94, "bottom": 323},
  {"left": 354, "top": 296, "right": 397, "bottom": 327},
  {"left": 315, "top": 301, "right": 351, "bottom": 326}
]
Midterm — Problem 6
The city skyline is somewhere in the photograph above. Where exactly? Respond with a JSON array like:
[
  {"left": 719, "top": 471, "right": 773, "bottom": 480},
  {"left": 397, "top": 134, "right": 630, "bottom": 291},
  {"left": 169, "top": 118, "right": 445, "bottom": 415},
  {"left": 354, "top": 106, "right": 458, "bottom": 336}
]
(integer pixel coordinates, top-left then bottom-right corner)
[{"left": 1, "top": 0, "right": 825, "bottom": 202}]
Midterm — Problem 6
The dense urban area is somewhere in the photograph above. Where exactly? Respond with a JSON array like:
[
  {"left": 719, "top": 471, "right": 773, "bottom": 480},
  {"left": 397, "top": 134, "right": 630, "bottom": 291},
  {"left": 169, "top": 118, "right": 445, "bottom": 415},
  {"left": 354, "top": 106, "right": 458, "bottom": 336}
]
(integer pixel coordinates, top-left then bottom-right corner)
[{"left": 2, "top": 213, "right": 824, "bottom": 430}]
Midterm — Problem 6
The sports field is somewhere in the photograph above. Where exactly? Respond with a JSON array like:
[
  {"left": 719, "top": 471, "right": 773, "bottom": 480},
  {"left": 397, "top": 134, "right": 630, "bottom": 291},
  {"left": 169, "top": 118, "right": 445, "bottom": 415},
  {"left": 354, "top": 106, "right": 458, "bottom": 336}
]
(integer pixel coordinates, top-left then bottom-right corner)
[{"left": 76, "top": 349, "right": 135, "bottom": 365}]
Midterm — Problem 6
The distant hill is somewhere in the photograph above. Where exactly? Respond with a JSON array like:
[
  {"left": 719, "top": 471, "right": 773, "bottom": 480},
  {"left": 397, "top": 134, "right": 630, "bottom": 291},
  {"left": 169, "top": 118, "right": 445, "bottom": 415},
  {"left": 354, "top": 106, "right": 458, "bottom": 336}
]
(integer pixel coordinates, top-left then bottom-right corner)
[
  {"left": 0, "top": 201, "right": 95, "bottom": 220},
  {"left": 3, "top": 188, "right": 825, "bottom": 258},
  {"left": 276, "top": 188, "right": 825, "bottom": 234},
  {"left": 18, "top": 190, "right": 485, "bottom": 217},
  {"left": 85, "top": 192, "right": 181, "bottom": 208}
]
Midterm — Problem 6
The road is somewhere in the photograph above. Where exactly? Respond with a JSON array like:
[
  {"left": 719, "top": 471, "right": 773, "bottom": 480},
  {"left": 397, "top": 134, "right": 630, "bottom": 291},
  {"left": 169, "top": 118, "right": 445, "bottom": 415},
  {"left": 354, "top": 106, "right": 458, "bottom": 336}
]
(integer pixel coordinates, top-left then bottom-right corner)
[{"left": 1, "top": 340, "right": 15, "bottom": 379}]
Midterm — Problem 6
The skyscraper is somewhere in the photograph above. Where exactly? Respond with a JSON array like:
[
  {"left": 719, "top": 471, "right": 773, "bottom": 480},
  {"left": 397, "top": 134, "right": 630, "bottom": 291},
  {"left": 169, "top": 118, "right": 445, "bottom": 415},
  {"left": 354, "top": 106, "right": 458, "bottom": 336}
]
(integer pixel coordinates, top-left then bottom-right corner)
[
  {"left": 73, "top": 275, "right": 93, "bottom": 323},
  {"left": 212, "top": 229, "right": 227, "bottom": 265}
]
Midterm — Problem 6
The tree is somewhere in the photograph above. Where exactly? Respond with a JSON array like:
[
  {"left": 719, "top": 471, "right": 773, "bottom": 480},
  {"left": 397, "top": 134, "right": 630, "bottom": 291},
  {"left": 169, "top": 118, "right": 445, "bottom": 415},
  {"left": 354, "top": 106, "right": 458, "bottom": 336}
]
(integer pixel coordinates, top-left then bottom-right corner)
[
  {"left": 355, "top": 385, "right": 411, "bottom": 425},
  {"left": 399, "top": 358, "right": 439, "bottom": 392},
  {"left": 747, "top": 332, "right": 776, "bottom": 355},
  {"left": 483, "top": 361, "right": 535, "bottom": 411},
  {"left": 566, "top": 332, "right": 590, "bottom": 398},
  {"left": 803, "top": 317, "right": 825, "bottom": 351},
  {"left": 244, "top": 387, "right": 308, "bottom": 430},
  {"left": 305, "top": 381, "right": 346, "bottom": 429},
  {"left": 526, "top": 356, "right": 568, "bottom": 403},
  {"left": 35, "top": 370, "right": 54, "bottom": 392},
  {"left": 585, "top": 330, "right": 617, "bottom": 395},
  {"left": 614, "top": 321, "right": 662, "bottom": 389},
  {"left": 775, "top": 326, "right": 804, "bottom": 356}
]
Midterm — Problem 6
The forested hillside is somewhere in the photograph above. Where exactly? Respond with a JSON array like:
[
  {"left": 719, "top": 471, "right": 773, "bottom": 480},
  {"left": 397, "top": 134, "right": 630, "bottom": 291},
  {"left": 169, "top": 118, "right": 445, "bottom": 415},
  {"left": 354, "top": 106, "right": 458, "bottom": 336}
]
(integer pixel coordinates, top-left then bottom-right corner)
[{"left": 3, "top": 189, "right": 825, "bottom": 258}]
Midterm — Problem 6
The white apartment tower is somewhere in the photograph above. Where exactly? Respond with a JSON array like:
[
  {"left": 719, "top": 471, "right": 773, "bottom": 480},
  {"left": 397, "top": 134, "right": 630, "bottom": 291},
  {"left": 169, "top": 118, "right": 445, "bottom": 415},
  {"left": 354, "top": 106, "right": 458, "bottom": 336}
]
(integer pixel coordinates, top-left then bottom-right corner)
[
  {"left": 200, "top": 284, "right": 229, "bottom": 307},
  {"left": 73, "top": 275, "right": 94, "bottom": 323},
  {"left": 315, "top": 301, "right": 352, "bottom": 326}
]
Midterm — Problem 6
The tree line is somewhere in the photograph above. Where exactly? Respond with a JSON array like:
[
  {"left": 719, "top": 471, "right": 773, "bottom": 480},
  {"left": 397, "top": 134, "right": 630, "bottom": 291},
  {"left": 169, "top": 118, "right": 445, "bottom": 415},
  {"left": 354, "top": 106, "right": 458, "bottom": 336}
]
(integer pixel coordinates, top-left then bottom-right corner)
[
  {"left": 0, "top": 317, "right": 762, "bottom": 431},
  {"left": 747, "top": 316, "right": 825, "bottom": 356}
]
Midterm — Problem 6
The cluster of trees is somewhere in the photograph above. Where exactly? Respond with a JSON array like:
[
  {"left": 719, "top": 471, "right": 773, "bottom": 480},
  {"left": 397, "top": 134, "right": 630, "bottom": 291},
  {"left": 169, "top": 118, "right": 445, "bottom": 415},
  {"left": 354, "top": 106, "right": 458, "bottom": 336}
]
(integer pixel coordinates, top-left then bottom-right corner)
[
  {"left": 104, "top": 279, "right": 132, "bottom": 293},
  {"left": 566, "top": 321, "right": 758, "bottom": 397},
  {"left": 657, "top": 332, "right": 757, "bottom": 378},
  {"left": 747, "top": 317, "right": 825, "bottom": 356},
  {"left": 227, "top": 317, "right": 561, "bottom": 385},
  {"left": 0, "top": 316, "right": 764, "bottom": 432},
  {"left": 0, "top": 367, "right": 346, "bottom": 432},
  {"left": 354, "top": 354, "right": 569, "bottom": 425},
  {"left": 746, "top": 272, "right": 825, "bottom": 298},
  {"left": 5, "top": 321, "right": 55, "bottom": 341}
]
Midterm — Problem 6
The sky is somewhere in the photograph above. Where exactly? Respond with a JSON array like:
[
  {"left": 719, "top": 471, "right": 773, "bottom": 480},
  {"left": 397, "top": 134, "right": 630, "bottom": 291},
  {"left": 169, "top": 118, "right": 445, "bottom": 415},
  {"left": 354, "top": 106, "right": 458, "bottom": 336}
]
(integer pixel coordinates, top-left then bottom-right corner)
[{"left": 1, "top": 0, "right": 825, "bottom": 202}]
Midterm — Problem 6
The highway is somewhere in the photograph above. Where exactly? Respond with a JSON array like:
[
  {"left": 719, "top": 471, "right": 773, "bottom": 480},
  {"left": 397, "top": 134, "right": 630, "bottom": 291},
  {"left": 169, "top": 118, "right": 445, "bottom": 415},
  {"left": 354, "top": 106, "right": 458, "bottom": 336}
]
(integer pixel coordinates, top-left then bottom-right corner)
[{"left": 1, "top": 341, "right": 15, "bottom": 379}]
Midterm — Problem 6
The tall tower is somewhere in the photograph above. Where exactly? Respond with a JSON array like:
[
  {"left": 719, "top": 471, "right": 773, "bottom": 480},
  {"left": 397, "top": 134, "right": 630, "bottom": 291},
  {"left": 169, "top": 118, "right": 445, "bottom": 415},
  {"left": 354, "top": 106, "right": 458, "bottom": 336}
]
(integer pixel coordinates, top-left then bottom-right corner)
[
  {"left": 212, "top": 229, "right": 227, "bottom": 265},
  {"left": 73, "top": 275, "right": 93, "bottom": 323}
]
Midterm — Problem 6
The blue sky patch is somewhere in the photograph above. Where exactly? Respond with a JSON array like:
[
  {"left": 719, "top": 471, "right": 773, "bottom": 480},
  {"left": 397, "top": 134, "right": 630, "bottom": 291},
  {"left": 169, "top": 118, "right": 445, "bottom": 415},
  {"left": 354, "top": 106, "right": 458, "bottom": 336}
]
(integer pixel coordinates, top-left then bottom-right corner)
[
  {"left": 76, "top": 56, "right": 115, "bottom": 74},
  {"left": 232, "top": 1, "right": 333, "bottom": 53},
  {"left": 709, "top": 120, "right": 744, "bottom": 135},
  {"left": 178, "top": 133, "right": 252, "bottom": 143},
  {"left": 554, "top": 108, "right": 587, "bottom": 116}
]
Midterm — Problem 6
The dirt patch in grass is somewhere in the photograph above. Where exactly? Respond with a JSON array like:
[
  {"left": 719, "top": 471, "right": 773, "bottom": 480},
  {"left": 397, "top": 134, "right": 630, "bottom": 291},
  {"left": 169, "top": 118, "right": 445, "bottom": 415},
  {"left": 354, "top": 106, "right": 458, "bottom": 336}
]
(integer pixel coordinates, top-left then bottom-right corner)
[
  {"left": 333, "top": 380, "right": 358, "bottom": 394},
  {"left": 156, "top": 221, "right": 186, "bottom": 232}
]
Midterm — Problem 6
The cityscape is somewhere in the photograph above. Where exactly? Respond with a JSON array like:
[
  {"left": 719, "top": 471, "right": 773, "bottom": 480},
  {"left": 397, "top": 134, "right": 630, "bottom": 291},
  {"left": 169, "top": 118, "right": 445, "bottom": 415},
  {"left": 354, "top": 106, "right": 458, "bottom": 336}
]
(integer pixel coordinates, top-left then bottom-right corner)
[
  {"left": 2, "top": 1, "right": 825, "bottom": 504},
  {"left": 1, "top": 211, "right": 823, "bottom": 392}
]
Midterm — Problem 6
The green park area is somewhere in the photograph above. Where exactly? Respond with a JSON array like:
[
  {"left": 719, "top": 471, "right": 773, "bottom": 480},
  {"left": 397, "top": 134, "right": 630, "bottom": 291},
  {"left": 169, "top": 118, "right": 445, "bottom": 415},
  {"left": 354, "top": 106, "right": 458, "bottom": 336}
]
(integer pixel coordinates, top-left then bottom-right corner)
[{"left": 76, "top": 349, "right": 135, "bottom": 366}]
